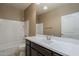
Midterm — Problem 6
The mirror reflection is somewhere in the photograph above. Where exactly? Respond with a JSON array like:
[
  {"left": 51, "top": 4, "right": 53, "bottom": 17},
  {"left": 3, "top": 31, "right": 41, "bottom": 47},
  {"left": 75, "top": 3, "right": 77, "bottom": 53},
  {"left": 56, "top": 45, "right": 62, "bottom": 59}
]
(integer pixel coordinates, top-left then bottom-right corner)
[{"left": 36, "top": 3, "right": 79, "bottom": 40}]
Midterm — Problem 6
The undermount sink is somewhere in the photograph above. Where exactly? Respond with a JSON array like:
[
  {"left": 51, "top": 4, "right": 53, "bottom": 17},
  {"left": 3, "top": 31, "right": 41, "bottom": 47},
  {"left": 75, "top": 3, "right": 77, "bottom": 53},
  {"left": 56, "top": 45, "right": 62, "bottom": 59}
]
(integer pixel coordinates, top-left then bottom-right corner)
[
  {"left": 28, "top": 36, "right": 53, "bottom": 44},
  {"left": 42, "top": 39, "right": 53, "bottom": 44},
  {"left": 38, "top": 37, "right": 53, "bottom": 44}
]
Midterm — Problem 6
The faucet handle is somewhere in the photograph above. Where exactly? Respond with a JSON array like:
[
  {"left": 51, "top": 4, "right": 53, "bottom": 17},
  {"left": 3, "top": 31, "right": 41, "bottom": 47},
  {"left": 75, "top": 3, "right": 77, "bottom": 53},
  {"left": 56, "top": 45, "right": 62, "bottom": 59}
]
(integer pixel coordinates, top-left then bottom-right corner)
[{"left": 46, "top": 35, "right": 51, "bottom": 40}]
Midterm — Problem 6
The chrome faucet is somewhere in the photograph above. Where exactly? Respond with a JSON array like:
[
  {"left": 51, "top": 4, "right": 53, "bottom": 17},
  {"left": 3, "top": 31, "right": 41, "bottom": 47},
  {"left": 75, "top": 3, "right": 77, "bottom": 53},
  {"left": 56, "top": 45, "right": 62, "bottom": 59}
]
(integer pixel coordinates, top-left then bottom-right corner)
[{"left": 46, "top": 35, "right": 51, "bottom": 40}]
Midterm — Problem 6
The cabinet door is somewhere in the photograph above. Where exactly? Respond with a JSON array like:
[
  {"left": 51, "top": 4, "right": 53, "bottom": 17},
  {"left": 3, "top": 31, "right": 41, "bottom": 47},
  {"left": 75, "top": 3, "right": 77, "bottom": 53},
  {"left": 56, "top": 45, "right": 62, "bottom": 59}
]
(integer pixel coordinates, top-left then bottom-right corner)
[
  {"left": 26, "top": 45, "right": 30, "bottom": 56},
  {"left": 31, "top": 48, "right": 38, "bottom": 56},
  {"left": 31, "top": 42, "right": 51, "bottom": 56}
]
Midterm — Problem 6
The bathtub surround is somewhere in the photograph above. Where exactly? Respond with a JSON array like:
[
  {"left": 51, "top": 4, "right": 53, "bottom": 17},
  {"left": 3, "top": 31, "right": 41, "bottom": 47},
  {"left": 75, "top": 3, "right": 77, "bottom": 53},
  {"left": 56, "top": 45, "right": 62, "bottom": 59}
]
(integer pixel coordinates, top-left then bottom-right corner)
[{"left": 0, "top": 19, "right": 24, "bottom": 55}]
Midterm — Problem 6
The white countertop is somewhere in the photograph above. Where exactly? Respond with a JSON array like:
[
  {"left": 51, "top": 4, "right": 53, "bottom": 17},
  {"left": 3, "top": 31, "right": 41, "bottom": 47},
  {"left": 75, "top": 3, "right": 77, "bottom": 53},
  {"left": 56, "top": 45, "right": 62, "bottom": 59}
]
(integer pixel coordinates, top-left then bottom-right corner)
[{"left": 25, "top": 35, "right": 79, "bottom": 56}]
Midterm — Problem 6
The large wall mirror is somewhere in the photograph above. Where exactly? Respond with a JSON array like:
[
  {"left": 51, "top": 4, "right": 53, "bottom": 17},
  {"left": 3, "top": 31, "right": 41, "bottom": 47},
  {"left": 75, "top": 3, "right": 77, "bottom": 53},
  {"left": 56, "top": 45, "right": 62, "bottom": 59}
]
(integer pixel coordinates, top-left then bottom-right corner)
[{"left": 61, "top": 12, "right": 79, "bottom": 39}]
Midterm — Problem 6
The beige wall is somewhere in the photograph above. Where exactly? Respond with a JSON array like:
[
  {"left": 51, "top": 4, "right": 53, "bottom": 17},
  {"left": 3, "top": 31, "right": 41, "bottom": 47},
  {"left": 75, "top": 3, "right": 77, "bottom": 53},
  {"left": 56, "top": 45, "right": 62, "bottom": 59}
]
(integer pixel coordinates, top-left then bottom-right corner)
[
  {"left": 38, "top": 3, "right": 79, "bottom": 37},
  {"left": 0, "top": 4, "right": 24, "bottom": 21},
  {"left": 24, "top": 4, "right": 37, "bottom": 36}
]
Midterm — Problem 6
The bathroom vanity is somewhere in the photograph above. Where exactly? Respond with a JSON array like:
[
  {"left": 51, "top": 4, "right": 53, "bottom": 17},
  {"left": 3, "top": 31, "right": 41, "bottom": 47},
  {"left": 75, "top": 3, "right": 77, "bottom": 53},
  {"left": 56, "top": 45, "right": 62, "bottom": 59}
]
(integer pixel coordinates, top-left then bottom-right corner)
[
  {"left": 25, "top": 39, "right": 62, "bottom": 56},
  {"left": 25, "top": 35, "right": 79, "bottom": 56}
]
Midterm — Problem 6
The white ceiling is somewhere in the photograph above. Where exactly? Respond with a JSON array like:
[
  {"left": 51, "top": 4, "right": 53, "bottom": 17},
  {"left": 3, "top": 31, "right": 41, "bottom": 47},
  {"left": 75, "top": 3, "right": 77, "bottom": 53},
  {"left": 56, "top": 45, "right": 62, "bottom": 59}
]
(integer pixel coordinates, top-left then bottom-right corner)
[{"left": 0, "top": 3, "right": 68, "bottom": 15}]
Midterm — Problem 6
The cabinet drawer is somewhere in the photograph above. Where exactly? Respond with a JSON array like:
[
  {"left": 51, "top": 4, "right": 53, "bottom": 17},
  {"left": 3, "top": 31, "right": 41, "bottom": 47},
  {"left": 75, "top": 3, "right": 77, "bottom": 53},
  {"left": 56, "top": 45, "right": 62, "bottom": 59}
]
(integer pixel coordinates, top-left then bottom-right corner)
[{"left": 31, "top": 42, "right": 51, "bottom": 56}]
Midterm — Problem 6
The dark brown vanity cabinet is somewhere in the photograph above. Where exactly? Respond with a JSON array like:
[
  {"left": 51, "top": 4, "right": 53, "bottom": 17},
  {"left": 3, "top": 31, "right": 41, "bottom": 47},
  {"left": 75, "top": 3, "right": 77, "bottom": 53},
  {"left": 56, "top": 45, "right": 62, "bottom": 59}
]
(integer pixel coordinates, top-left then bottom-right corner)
[{"left": 25, "top": 39, "right": 62, "bottom": 56}]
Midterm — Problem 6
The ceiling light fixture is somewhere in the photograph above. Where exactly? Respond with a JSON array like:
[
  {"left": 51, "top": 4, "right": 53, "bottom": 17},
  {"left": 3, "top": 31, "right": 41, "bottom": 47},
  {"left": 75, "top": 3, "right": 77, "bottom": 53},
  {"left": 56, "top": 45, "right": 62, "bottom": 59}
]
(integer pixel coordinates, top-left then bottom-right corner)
[
  {"left": 36, "top": 3, "right": 40, "bottom": 4},
  {"left": 43, "top": 6, "right": 48, "bottom": 10}
]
